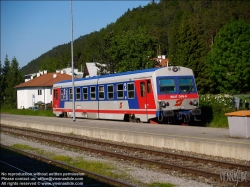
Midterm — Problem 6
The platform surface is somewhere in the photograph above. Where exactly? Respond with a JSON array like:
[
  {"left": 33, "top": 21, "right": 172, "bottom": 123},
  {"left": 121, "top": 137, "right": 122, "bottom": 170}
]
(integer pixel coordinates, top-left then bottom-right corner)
[{"left": 1, "top": 114, "right": 250, "bottom": 160}]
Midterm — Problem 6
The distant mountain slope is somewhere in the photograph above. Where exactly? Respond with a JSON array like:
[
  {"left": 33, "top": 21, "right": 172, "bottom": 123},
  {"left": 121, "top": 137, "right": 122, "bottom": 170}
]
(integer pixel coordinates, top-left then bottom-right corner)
[{"left": 20, "top": 0, "right": 250, "bottom": 77}]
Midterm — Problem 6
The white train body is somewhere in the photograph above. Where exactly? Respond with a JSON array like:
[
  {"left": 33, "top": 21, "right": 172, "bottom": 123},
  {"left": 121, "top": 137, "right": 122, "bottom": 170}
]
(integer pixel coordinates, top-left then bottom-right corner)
[{"left": 53, "top": 66, "right": 201, "bottom": 124}]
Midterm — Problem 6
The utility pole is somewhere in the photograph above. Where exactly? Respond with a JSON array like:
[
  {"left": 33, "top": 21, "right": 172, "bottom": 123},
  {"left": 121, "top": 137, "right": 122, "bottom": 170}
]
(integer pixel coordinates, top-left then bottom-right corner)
[{"left": 70, "top": 0, "right": 76, "bottom": 122}]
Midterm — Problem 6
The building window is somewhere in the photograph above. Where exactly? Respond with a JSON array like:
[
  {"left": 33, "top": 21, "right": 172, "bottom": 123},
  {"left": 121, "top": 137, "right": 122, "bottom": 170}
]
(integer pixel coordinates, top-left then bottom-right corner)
[
  {"left": 107, "top": 85, "right": 114, "bottom": 100},
  {"left": 76, "top": 87, "right": 81, "bottom": 100},
  {"left": 117, "top": 84, "right": 124, "bottom": 99},
  {"left": 99, "top": 85, "right": 104, "bottom": 100},
  {"left": 50, "top": 88, "right": 52, "bottom": 95},
  {"left": 82, "top": 87, "right": 88, "bottom": 100},
  {"left": 38, "top": 89, "right": 42, "bottom": 95},
  {"left": 91, "top": 86, "right": 96, "bottom": 100},
  {"left": 127, "top": 83, "right": 135, "bottom": 99},
  {"left": 69, "top": 88, "right": 73, "bottom": 100}
]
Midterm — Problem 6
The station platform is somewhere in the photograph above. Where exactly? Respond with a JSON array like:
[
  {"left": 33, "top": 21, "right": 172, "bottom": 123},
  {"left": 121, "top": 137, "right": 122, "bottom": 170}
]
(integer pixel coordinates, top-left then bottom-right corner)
[{"left": 1, "top": 114, "right": 250, "bottom": 161}]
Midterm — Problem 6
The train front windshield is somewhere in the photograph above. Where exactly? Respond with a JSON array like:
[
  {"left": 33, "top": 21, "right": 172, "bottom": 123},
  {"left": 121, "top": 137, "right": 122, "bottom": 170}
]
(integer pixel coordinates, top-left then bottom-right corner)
[
  {"left": 159, "top": 78, "right": 176, "bottom": 93},
  {"left": 158, "top": 77, "right": 195, "bottom": 94},
  {"left": 178, "top": 78, "right": 194, "bottom": 93}
]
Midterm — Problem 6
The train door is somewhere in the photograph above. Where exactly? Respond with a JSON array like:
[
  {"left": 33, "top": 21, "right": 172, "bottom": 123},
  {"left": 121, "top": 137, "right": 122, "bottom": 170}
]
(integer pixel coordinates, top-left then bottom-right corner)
[
  {"left": 52, "top": 88, "right": 60, "bottom": 108},
  {"left": 135, "top": 79, "right": 155, "bottom": 121}
]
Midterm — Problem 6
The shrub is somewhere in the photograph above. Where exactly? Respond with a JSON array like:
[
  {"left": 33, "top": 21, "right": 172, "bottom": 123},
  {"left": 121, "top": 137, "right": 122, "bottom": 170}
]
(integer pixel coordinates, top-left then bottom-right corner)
[{"left": 199, "top": 94, "right": 234, "bottom": 127}]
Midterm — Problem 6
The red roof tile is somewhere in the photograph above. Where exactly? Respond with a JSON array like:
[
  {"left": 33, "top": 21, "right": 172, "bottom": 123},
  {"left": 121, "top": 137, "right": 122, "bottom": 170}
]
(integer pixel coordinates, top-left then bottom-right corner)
[{"left": 14, "top": 73, "right": 72, "bottom": 88}]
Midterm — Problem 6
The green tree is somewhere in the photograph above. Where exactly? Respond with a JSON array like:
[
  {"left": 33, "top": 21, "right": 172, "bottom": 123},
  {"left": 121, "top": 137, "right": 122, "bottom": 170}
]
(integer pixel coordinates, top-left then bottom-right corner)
[
  {"left": 0, "top": 60, "right": 3, "bottom": 107},
  {"left": 109, "top": 27, "right": 157, "bottom": 73},
  {"left": 168, "top": 13, "right": 208, "bottom": 93},
  {"left": 4, "top": 57, "right": 24, "bottom": 108},
  {"left": 96, "top": 31, "right": 117, "bottom": 75},
  {"left": 206, "top": 19, "right": 250, "bottom": 93},
  {"left": 2, "top": 55, "right": 10, "bottom": 104}
]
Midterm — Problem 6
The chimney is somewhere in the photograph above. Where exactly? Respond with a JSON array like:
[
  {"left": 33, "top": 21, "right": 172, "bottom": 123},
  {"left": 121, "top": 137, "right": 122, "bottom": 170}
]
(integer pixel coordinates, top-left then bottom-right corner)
[
  {"left": 44, "top": 70, "right": 47, "bottom": 74},
  {"left": 53, "top": 73, "right": 57, "bottom": 78},
  {"left": 37, "top": 73, "right": 40, "bottom": 77}
]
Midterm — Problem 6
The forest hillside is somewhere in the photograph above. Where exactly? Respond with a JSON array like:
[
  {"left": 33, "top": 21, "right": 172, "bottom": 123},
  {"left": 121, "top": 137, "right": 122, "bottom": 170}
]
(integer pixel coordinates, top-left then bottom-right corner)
[{"left": 20, "top": 0, "right": 250, "bottom": 94}]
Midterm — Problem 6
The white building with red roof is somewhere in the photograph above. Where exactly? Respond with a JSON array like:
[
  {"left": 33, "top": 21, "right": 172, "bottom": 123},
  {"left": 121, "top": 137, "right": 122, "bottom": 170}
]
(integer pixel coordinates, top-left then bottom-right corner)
[{"left": 14, "top": 71, "right": 72, "bottom": 109}]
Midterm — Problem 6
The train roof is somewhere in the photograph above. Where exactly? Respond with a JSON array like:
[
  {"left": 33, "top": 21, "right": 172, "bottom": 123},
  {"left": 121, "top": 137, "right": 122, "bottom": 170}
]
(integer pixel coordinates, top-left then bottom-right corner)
[{"left": 56, "top": 67, "right": 159, "bottom": 84}]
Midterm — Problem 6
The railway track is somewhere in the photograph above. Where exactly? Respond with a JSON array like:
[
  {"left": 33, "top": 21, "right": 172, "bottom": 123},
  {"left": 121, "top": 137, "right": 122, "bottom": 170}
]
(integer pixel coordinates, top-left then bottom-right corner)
[
  {"left": 1, "top": 125, "right": 250, "bottom": 186},
  {"left": 1, "top": 144, "right": 135, "bottom": 187}
]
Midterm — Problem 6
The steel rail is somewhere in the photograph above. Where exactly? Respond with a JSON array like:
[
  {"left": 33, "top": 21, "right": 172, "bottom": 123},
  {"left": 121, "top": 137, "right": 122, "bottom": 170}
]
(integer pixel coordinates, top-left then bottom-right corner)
[
  {"left": 0, "top": 144, "right": 135, "bottom": 187},
  {"left": 3, "top": 128, "right": 250, "bottom": 185},
  {"left": 1, "top": 125, "right": 249, "bottom": 171}
]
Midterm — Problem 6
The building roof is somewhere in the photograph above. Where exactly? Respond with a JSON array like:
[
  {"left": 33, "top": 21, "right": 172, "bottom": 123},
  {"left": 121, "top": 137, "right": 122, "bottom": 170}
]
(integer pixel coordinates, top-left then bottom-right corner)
[
  {"left": 14, "top": 72, "right": 72, "bottom": 88},
  {"left": 85, "top": 62, "right": 100, "bottom": 77}
]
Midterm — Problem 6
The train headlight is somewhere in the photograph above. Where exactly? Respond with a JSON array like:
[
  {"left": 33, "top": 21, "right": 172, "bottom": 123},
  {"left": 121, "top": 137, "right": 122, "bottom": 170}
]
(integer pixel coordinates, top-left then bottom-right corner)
[
  {"left": 193, "top": 100, "right": 198, "bottom": 106},
  {"left": 189, "top": 100, "right": 198, "bottom": 106},
  {"left": 160, "top": 101, "right": 166, "bottom": 107},
  {"left": 172, "top": 66, "right": 178, "bottom": 72}
]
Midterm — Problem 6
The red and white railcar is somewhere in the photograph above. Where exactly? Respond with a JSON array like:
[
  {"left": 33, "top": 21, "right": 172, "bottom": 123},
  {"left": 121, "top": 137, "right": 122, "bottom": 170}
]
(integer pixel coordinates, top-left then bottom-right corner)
[{"left": 53, "top": 66, "right": 201, "bottom": 124}]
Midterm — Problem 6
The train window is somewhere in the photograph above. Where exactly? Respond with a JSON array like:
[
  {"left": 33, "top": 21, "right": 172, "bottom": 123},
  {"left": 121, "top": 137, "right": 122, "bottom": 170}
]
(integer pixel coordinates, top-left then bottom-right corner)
[
  {"left": 53, "top": 90, "right": 55, "bottom": 98},
  {"left": 76, "top": 87, "right": 81, "bottom": 100},
  {"left": 178, "top": 78, "right": 194, "bottom": 93},
  {"left": 60, "top": 89, "right": 64, "bottom": 100},
  {"left": 159, "top": 78, "right": 176, "bottom": 93},
  {"left": 140, "top": 82, "right": 145, "bottom": 97},
  {"left": 54, "top": 90, "right": 58, "bottom": 100},
  {"left": 107, "top": 85, "right": 114, "bottom": 100},
  {"left": 82, "top": 87, "right": 88, "bottom": 100},
  {"left": 147, "top": 80, "right": 151, "bottom": 93},
  {"left": 117, "top": 84, "right": 124, "bottom": 99},
  {"left": 91, "top": 86, "right": 96, "bottom": 100},
  {"left": 127, "top": 83, "right": 135, "bottom": 99},
  {"left": 65, "top": 89, "right": 68, "bottom": 100},
  {"left": 69, "top": 88, "right": 73, "bottom": 100},
  {"left": 99, "top": 85, "right": 104, "bottom": 100}
]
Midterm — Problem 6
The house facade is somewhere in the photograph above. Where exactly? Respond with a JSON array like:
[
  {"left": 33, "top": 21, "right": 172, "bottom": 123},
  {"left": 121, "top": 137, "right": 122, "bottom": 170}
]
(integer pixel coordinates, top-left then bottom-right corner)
[{"left": 15, "top": 71, "right": 72, "bottom": 109}]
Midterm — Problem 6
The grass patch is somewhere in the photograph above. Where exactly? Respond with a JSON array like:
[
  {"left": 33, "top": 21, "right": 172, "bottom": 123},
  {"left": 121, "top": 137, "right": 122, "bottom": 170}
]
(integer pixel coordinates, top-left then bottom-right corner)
[
  {"left": 12, "top": 144, "right": 39, "bottom": 151},
  {"left": 52, "top": 155, "right": 73, "bottom": 162},
  {"left": 148, "top": 182, "right": 175, "bottom": 187},
  {"left": 12, "top": 144, "right": 53, "bottom": 156},
  {"left": 208, "top": 115, "right": 229, "bottom": 128},
  {"left": 1, "top": 107, "right": 54, "bottom": 117},
  {"left": 69, "top": 158, "right": 128, "bottom": 179}
]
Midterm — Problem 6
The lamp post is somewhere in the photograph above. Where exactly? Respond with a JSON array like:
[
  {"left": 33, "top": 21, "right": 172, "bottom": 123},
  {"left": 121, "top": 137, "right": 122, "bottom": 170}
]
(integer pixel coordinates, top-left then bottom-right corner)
[{"left": 70, "top": 0, "right": 76, "bottom": 122}]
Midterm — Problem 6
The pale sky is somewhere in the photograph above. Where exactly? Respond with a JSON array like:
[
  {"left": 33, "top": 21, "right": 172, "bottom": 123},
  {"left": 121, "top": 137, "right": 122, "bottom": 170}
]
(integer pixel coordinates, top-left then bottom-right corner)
[{"left": 1, "top": 1, "right": 152, "bottom": 68}]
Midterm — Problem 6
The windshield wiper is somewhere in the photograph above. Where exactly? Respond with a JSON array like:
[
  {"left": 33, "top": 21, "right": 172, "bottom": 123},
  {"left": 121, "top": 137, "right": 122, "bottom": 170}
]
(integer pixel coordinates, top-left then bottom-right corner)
[{"left": 187, "top": 86, "right": 193, "bottom": 94}]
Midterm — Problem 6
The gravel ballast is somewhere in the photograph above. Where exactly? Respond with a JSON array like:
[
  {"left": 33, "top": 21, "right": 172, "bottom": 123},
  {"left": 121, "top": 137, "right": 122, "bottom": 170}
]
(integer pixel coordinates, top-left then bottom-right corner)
[{"left": 0, "top": 133, "right": 213, "bottom": 187}]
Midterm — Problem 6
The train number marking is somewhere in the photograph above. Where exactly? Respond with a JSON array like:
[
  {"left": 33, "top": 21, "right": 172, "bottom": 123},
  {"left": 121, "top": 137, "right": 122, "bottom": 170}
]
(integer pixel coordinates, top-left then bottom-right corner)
[
  {"left": 174, "top": 99, "right": 184, "bottom": 106},
  {"left": 170, "top": 95, "right": 187, "bottom": 99},
  {"left": 119, "top": 102, "right": 123, "bottom": 109}
]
